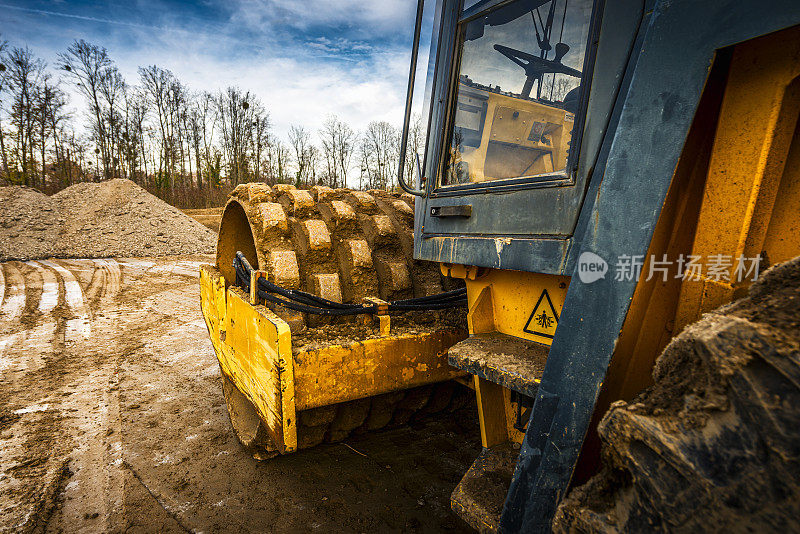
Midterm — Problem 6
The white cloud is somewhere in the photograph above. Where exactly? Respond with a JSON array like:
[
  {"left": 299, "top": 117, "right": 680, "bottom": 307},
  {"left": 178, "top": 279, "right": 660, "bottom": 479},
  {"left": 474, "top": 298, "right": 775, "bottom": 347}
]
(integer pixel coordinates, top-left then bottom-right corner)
[
  {"left": 229, "top": 0, "right": 415, "bottom": 35},
  {"left": 100, "top": 24, "right": 414, "bottom": 140}
]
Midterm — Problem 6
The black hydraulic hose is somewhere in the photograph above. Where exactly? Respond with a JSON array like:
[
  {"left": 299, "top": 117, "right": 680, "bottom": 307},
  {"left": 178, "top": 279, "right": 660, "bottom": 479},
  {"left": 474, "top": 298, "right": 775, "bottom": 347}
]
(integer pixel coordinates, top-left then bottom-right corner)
[
  {"left": 390, "top": 287, "right": 466, "bottom": 305},
  {"left": 233, "top": 251, "right": 253, "bottom": 292},
  {"left": 235, "top": 251, "right": 254, "bottom": 275},
  {"left": 235, "top": 252, "right": 359, "bottom": 310},
  {"left": 257, "top": 276, "right": 362, "bottom": 310},
  {"left": 233, "top": 250, "right": 467, "bottom": 315},
  {"left": 256, "top": 289, "right": 376, "bottom": 316},
  {"left": 260, "top": 276, "right": 465, "bottom": 309},
  {"left": 235, "top": 266, "right": 251, "bottom": 292}
]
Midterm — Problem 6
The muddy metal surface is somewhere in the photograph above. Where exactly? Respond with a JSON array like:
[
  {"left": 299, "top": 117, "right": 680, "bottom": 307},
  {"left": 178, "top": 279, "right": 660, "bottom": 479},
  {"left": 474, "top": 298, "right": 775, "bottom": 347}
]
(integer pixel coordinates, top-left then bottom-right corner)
[{"left": 0, "top": 256, "right": 480, "bottom": 533}]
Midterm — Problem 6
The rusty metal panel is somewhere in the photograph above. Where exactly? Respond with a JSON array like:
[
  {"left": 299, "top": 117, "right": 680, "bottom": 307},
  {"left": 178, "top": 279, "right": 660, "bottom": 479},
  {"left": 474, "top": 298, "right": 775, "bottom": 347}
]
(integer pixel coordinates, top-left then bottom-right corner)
[{"left": 292, "top": 330, "right": 466, "bottom": 411}]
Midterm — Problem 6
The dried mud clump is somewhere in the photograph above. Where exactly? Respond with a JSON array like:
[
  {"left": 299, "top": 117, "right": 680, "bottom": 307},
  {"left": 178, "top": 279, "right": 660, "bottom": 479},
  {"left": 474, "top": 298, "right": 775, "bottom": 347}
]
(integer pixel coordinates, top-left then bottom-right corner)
[{"left": 555, "top": 256, "right": 800, "bottom": 533}]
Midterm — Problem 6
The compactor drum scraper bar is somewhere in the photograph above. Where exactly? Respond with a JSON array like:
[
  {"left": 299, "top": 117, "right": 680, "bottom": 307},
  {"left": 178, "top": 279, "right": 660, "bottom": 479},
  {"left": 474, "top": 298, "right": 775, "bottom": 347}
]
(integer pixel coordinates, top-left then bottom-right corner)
[
  {"left": 200, "top": 183, "right": 471, "bottom": 456},
  {"left": 405, "top": 0, "right": 800, "bottom": 531}
]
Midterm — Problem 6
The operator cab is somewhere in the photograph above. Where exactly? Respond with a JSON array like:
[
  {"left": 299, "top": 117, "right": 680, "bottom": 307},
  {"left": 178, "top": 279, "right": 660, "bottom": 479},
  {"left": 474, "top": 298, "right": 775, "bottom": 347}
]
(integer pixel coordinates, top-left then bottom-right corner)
[
  {"left": 414, "top": 0, "right": 610, "bottom": 252},
  {"left": 442, "top": 0, "right": 589, "bottom": 187}
]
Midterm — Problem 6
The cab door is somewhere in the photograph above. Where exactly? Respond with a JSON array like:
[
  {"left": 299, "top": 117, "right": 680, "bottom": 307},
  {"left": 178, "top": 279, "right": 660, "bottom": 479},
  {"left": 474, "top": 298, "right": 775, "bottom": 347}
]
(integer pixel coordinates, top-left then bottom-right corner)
[{"left": 420, "top": 0, "right": 599, "bottom": 243}]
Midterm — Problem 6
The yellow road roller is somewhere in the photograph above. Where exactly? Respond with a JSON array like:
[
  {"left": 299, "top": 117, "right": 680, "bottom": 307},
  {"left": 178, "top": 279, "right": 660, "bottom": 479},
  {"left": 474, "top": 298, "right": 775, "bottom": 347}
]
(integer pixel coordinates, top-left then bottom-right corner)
[
  {"left": 200, "top": 183, "right": 470, "bottom": 456},
  {"left": 201, "top": 0, "right": 800, "bottom": 531}
]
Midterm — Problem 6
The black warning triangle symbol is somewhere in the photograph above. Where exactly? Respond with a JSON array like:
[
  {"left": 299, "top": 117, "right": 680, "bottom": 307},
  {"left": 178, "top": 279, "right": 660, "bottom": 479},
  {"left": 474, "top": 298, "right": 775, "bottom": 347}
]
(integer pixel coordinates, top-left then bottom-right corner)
[{"left": 523, "top": 289, "right": 560, "bottom": 340}]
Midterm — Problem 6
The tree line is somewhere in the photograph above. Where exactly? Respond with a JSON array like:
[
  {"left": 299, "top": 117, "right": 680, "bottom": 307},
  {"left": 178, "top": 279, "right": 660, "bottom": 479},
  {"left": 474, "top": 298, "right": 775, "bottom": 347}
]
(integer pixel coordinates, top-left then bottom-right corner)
[{"left": 0, "top": 37, "right": 425, "bottom": 204}]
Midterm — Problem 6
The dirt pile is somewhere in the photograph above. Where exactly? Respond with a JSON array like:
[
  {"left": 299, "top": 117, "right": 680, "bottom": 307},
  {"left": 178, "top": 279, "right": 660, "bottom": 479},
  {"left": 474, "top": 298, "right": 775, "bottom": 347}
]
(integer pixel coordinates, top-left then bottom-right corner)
[
  {"left": 0, "top": 179, "right": 217, "bottom": 261},
  {"left": 0, "top": 186, "right": 62, "bottom": 262}
]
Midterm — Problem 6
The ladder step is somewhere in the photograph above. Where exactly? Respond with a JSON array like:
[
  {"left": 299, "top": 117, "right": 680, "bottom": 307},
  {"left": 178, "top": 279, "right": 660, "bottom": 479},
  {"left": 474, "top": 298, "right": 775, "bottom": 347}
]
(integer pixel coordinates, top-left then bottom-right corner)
[
  {"left": 448, "top": 332, "right": 548, "bottom": 397},
  {"left": 451, "top": 442, "right": 518, "bottom": 533}
]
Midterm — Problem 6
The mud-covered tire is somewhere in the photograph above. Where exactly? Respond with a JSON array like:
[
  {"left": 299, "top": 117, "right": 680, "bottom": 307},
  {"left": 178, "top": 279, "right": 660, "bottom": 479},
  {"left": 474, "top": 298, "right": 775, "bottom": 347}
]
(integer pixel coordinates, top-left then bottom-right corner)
[
  {"left": 216, "top": 183, "right": 459, "bottom": 332},
  {"left": 295, "top": 381, "right": 473, "bottom": 449},
  {"left": 221, "top": 373, "right": 277, "bottom": 456},
  {"left": 554, "top": 257, "right": 800, "bottom": 533}
]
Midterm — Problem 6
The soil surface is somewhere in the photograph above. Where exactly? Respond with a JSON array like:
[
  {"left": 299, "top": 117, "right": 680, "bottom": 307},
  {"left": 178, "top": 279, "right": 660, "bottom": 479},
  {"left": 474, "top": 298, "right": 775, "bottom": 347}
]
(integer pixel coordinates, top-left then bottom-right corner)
[
  {"left": 181, "top": 208, "right": 223, "bottom": 232},
  {"left": 290, "top": 309, "right": 467, "bottom": 354},
  {"left": 0, "top": 180, "right": 216, "bottom": 262},
  {"left": 0, "top": 256, "right": 480, "bottom": 533}
]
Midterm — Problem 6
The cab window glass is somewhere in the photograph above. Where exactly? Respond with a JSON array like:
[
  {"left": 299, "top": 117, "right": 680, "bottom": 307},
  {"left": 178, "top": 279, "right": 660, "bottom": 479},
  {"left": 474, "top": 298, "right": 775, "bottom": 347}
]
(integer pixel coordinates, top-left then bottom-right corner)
[{"left": 441, "top": 0, "right": 593, "bottom": 187}]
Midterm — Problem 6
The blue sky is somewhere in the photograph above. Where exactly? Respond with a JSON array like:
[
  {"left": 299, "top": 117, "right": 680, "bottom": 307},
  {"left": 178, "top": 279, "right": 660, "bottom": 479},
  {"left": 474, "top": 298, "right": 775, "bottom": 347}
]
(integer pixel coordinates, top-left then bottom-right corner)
[{"left": 0, "top": 0, "right": 434, "bottom": 139}]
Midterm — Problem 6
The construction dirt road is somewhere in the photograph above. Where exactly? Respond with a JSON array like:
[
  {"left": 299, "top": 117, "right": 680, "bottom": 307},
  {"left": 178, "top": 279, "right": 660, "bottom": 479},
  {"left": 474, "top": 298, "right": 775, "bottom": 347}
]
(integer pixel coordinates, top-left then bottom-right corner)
[{"left": 0, "top": 255, "right": 480, "bottom": 533}]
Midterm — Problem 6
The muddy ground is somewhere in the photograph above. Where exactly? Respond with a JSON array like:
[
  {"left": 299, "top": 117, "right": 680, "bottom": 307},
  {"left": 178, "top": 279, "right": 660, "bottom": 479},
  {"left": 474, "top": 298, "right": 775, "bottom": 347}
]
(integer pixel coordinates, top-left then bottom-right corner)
[{"left": 0, "top": 256, "right": 481, "bottom": 533}]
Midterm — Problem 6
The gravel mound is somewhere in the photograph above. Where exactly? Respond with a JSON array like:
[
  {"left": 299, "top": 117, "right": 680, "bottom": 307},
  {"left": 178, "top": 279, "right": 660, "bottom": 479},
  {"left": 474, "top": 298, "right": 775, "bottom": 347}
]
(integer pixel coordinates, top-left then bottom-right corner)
[
  {"left": 0, "top": 179, "right": 217, "bottom": 261},
  {"left": 0, "top": 186, "right": 62, "bottom": 262}
]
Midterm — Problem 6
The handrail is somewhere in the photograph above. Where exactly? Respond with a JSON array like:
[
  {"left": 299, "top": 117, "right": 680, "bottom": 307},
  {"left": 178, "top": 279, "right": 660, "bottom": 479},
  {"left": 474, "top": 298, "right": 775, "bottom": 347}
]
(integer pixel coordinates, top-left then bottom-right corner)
[{"left": 396, "top": 0, "right": 427, "bottom": 197}]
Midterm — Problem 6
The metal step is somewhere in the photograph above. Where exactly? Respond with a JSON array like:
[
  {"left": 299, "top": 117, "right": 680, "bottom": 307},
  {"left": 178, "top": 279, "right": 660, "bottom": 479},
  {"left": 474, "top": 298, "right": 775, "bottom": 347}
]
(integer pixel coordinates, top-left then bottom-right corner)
[
  {"left": 451, "top": 442, "right": 518, "bottom": 533},
  {"left": 448, "top": 332, "right": 548, "bottom": 397}
]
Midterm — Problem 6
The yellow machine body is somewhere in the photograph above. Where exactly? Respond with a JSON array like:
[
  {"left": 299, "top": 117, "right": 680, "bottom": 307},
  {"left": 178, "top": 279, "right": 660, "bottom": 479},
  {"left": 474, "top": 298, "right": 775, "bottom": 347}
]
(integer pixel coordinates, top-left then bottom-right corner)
[
  {"left": 440, "top": 266, "right": 569, "bottom": 447},
  {"left": 443, "top": 27, "right": 800, "bottom": 531},
  {"left": 200, "top": 265, "right": 465, "bottom": 453}
]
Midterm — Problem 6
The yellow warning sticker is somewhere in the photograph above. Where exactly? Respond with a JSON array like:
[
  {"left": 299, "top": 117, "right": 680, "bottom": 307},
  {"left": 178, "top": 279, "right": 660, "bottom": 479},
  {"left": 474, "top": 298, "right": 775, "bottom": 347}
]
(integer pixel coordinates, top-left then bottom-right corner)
[{"left": 523, "top": 289, "right": 559, "bottom": 340}]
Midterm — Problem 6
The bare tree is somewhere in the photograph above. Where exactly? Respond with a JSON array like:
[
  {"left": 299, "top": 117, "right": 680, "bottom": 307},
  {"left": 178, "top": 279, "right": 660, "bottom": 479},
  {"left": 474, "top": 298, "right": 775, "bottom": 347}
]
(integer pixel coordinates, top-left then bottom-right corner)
[
  {"left": 167, "top": 78, "right": 188, "bottom": 184},
  {"left": 99, "top": 66, "right": 125, "bottom": 178},
  {"left": 319, "top": 114, "right": 356, "bottom": 188},
  {"left": 120, "top": 85, "right": 146, "bottom": 182},
  {"left": 288, "top": 125, "right": 314, "bottom": 187},
  {"left": 0, "top": 37, "right": 10, "bottom": 179},
  {"left": 63, "top": 127, "right": 90, "bottom": 183},
  {"left": 249, "top": 111, "right": 270, "bottom": 183},
  {"left": 198, "top": 92, "right": 218, "bottom": 187},
  {"left": 186, "top": 99, "right": 203, "bottom": 188},
  {"left": 59, "top": 40, "right": 114, "bottom": 179},
  {"left": 307, "top": 144, "right": 321, "bottom": 185},
  {"left": 403, "top": 113, "right": 424, "bottom": 190},
  {"left": 266, "top": 134, "right": 291, "bottom": 184},
  {"left": 46, "top": 80, "right": 69, "bottom": 186},
  {"left": 214, "top": 87, "right": 266, "bottom": 185},
  {"left": 7, "top": 47, "right": 45, "bottom": 186},
  {"left": 360, "top": 120, "right": 398, "bottom": 190},
  {"left": 34, "top": 74, "right": 68, "bottom": 186},
  {"left": 180, "top": 91, "right": 199, "bottom": 186},
  {"left": 139, "top": 64, "right": 176, "bottom": 187}
]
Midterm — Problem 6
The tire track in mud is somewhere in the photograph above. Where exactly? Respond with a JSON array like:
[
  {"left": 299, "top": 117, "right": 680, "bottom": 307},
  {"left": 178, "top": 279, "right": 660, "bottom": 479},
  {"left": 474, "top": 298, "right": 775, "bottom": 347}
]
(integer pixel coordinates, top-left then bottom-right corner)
[
  {"left": 0, "top": 264, "right": 5, "bottom": 309},
  {"left": 38, "top": 260, "right": 91, "bottom": 342},
  {"left": 1, "top": 263, "right": 26, "bottom": 323},
  {"left": 0, "top": 257, "right": 208, "bottom": 532},
  {"left": 1, "top": 258, "right": 96, "bottom": 532},
  {"left": 26, "top": 261, "right": 59, "bottom": 314},
  {"left": 0, "top": 262, "right": 56, "bottom": 379}
]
